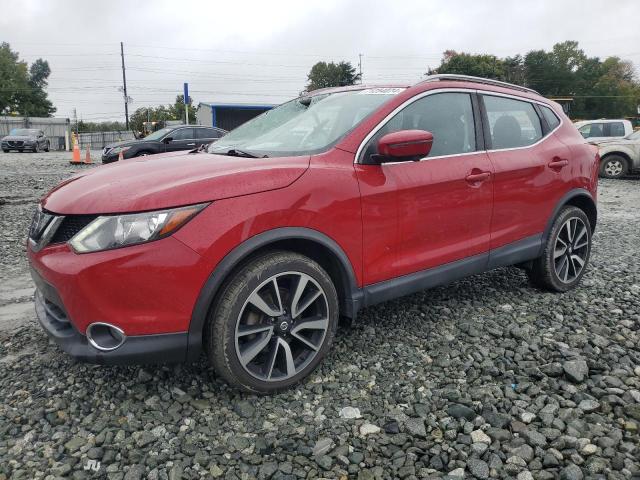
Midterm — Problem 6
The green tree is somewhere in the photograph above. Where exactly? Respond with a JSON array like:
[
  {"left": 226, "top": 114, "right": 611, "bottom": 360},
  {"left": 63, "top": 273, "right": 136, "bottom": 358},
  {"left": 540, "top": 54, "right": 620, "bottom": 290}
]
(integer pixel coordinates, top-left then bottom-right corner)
[
  {"left": 430, "top": 50, "right": 506, "bottom": 80},
  {"left": 306, "top": 61, "right": 360, "bottom": 91},
  {"left": 0, "top": 43, "right": 55, "bottom": 116},
  {"left": 170, "top": 94, "right": 196, "bottom": 124},
  {"left": 430, "top": 41, "right": 640, "bottom": 119},
  {"left": 128, "top": 95, "right": 195, "bottom": 134}
]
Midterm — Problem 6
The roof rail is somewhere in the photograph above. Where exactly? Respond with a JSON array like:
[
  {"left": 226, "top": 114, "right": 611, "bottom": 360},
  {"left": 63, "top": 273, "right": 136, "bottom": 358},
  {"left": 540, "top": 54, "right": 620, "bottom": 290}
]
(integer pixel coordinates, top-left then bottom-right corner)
[{"left": 421, "top": 74, "right": 539, "bottom": 95}]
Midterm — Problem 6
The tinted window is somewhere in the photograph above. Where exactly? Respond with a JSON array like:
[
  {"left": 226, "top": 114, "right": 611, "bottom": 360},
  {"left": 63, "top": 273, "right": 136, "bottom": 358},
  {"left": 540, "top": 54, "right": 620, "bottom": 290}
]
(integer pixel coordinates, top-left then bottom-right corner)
[
  {"left": 362, "top": 92, "right": 476, "bottom": 161},
  {"left": 196, "top": 128, "right": 221, "bottom": 139},
  {"left": 171, "top": 128, "right": 194, "bottom": 140},
  {"left": 608, "top": 122, "right": 625, "bottom": 137},
  {"left": 541, "top": 106, "right": 560, "bottom": 130},
  {"left": 484, "top": 96, "right": 543, "bottom": 149}
]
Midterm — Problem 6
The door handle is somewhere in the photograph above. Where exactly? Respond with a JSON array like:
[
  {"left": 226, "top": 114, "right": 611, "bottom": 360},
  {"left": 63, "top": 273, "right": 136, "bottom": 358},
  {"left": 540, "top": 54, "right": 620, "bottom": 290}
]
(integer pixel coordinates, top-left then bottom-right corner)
[
  {"left": 548, "top": 158, "right": 569, "bottom": 169},
  {"left": 187, "top": 143, "right": 196, "bottom": 146},
  {"left": 465, "top": 171, "right": 491, "bottom": 183}
]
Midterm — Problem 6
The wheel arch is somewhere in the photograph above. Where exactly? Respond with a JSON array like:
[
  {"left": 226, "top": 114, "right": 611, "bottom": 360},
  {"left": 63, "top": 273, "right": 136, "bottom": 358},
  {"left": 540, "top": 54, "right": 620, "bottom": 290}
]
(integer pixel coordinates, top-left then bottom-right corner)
[
  {"left": 543, "top": 189, "right": 597, "bottom": 247},
  {"left": 186, "top": 227, "right": 363, "bottom": 361}
]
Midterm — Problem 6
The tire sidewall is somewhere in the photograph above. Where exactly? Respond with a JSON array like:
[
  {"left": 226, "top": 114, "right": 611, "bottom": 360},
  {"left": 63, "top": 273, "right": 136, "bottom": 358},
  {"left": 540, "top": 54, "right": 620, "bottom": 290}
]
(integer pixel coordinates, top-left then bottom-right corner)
[
  {"left": 545, "top": 207, "right": 592, "bottom": 291},
  {"left": 600, "top": 155, "right": 626, "bottom": 179},
  {"left": 211, "top": 253, "right": 339, "bottom": 393}
]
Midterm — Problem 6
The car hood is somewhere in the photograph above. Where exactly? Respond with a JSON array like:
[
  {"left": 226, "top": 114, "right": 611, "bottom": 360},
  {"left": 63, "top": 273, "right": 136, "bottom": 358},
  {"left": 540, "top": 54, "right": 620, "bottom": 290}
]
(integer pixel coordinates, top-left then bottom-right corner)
[
  {"left": 593, "top": 138, "right": 634, "bottom": 146},
  {"left": 2, "top": 135, "right": 36, "bottom": 141},
  {"left": 41, "top": 150, "right": 310, "bottom": 215}
]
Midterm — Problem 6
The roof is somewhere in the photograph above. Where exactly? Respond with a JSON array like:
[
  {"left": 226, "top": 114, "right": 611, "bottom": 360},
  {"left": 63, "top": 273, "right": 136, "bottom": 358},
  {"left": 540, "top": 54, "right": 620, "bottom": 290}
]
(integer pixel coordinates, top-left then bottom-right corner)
[{"left": 198, "top": 102, "right": 275, "bottom": 109}]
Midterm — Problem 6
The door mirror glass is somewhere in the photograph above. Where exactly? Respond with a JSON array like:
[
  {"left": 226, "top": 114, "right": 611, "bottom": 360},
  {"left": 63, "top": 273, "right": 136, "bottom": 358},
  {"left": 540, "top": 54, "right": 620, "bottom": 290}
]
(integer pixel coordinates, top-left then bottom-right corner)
[{"left": 374, "top": 130, "right": 433, "bottom": 163}]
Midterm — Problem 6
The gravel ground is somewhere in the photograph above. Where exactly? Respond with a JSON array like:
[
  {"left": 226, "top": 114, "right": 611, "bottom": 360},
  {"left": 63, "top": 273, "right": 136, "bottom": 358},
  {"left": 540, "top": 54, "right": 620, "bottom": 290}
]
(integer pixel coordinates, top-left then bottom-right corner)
[{"left": 0, "top": 151, "right": 639, "bottom": 480}]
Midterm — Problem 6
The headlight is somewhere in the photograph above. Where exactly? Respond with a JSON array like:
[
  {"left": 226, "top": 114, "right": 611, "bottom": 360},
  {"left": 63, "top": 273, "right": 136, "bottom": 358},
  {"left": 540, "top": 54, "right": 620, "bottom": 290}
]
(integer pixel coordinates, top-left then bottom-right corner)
[{"left": 69, "top": 203, "right": 208, "bottom": 253}]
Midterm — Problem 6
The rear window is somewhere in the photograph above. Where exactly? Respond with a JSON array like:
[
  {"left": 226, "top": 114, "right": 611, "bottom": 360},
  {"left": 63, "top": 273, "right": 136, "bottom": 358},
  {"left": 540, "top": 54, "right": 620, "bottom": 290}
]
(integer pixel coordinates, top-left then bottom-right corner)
[
  {"left": 541, "top": 106, "right": 561, "bottom": 130},
  {"left": 483, "top": 95, "right": 543, "bottom": 149},
  {"left": 609, "top": 122, "right": 625, "bottom": 137}
]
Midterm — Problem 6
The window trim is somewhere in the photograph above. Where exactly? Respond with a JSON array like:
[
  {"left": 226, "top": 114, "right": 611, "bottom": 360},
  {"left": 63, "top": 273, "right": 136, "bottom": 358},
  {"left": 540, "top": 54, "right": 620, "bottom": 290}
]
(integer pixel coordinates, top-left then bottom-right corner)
[
  {"left": 355, "top": 88, "right": 564, "bottom": 165},
  {"left": 162, "top": 127, "right": 196, "bottom": 142}
]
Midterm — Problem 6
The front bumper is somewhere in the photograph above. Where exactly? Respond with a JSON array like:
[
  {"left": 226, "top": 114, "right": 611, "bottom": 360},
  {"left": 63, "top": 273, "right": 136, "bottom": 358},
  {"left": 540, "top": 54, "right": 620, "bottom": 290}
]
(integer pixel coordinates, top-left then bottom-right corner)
[{"left": 32, "top": 268, "right": 189, "bottom": 365}]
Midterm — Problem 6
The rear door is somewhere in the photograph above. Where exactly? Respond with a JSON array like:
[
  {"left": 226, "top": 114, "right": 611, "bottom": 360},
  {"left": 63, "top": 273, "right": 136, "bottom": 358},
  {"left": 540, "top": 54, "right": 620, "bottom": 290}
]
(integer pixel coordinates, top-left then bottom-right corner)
[
  {"left": 356, "top": 91, "right": 494, "bottom": 284},
  {"left": 165, "top": 128, "right": 196, "bottom": 152},
  {"left": 481, "top": 94, "right": 572, "bottom": 251},
  {"left": 195, "top": 127, "right": 223, "bottom": 148}
]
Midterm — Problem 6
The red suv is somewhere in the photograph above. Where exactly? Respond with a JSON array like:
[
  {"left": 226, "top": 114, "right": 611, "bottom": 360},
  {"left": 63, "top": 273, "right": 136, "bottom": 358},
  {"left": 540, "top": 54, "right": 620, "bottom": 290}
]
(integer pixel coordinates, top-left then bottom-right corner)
[{"left": 28, "top": 75, "right": 598, "bottom": 393}]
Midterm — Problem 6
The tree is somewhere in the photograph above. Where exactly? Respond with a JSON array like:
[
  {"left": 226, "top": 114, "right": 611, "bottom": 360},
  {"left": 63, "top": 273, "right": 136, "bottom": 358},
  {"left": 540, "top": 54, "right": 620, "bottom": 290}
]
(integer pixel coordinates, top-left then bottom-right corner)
[
  {"left": 128, "top": 95, "right": 196, "bottom": 134},
  {"left": 0, "top": 43, "right": 55, "bottom": 116},
  {"left": 305, "top": 61, "right": 360, "bottom": 91},
  {"left": 429, "top": 42, "right": 640, "bottom": 119},
  {"left": 429, "top": 51, "right": 505, "bottom": 80}
]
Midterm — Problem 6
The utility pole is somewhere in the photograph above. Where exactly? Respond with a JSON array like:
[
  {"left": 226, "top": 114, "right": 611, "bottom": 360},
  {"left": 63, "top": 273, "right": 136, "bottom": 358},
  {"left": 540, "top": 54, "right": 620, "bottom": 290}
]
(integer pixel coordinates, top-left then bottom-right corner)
[
  {"left": 358, "top": 53, "right": 363, "bottom": 84},
  {"left": 73, "top": 108, "right": 78, "bottom": 134},
  {"left": 120, "top": 42, "right": 129, "bottom": 130}
]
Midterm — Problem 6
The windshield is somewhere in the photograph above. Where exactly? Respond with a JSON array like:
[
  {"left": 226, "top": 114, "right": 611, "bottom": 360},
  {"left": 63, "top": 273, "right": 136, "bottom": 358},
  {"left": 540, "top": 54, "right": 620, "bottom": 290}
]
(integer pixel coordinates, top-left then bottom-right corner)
[
  {"left": 626, "top": 130, "right": 640, "bottom": 140},
  {"left": 143, "top": 127, "right": 174, "bottom": 141},
  {"left": 208, "top": 88, "right": 404, "bottom": 157},
  {"left": 9, "top": 128, "right": 39, "bottom": 136}
]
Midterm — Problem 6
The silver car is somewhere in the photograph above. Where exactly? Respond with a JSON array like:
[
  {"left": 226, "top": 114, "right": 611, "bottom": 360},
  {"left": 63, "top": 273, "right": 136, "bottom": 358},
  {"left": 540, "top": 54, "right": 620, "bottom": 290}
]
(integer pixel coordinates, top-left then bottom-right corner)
[
  {"left": 596, "top": 129, "right": 640, "bottom": 178},
  {"left": 1, "top": 128, "right": 50, "bottom": 153}
]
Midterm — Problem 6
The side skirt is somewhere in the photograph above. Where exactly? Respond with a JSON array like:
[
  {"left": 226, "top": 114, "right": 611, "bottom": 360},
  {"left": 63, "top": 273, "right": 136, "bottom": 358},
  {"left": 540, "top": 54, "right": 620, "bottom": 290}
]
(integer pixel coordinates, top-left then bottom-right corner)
[{"left": 362, "top": 234, "right": 543, "bottom": 308}]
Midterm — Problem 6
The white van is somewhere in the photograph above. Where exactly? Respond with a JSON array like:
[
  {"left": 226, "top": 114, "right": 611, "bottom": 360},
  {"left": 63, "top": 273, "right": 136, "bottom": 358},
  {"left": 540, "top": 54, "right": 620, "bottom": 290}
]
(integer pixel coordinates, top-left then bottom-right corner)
[{"left": 574, "top": 119, "right": 633, "bottom": 143}]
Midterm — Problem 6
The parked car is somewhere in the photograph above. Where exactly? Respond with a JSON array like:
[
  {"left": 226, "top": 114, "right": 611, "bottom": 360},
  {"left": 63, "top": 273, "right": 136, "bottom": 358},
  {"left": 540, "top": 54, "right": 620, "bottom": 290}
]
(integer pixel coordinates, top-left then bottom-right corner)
[
  {"left": 574, "top": 119, "right": 633, "bottom": 143},
  {"left": 101, "top": 125, "right": 227, "bottom": 163},
  {"left": 1, "top": 128, "right": 50, "bottom": 153},
  {"left": 594, "top": 129, "right": 640, "bottom": 178},
  {"left": 28, "top": 75, "right": 598, "bottom": 393}
]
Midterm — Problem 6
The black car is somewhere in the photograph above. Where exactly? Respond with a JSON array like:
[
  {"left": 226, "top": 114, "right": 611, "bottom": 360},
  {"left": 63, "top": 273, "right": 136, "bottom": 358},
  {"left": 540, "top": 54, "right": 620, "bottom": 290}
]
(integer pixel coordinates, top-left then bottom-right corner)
[
  {"left": 2, "top": 128, "right": 50, "bottom": 153},
  {"left": 101, "top": 125, "right": 227, "bottom": 163}
]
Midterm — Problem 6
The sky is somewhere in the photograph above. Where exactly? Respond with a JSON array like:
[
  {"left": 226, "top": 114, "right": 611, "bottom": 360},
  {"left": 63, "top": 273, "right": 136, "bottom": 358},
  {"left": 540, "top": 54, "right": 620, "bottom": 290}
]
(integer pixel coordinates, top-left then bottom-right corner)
[{"left": 1, "top": 0, "right": 639, "bottom": 123}]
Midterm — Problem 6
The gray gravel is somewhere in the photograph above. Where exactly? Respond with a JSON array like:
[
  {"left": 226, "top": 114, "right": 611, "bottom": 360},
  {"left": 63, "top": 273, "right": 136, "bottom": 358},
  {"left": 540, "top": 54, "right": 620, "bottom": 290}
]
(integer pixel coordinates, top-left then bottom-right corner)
[{"left": 1, "top": 151, "right": 639, "bottom": 479}]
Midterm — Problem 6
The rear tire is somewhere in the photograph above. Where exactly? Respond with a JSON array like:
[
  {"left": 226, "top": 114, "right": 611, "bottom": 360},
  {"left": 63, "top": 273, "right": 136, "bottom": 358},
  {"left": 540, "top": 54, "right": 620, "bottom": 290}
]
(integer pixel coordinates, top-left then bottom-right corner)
[
  {"left": 206, "top": 251, "right": 339, "bottom": 393},
  {"left": 33, "top": 143, "right": 39, "bottom": 153},
  {"left": 599, "top": 155, "right": 627, "bottom": 178},
  {"left": 527, "top": 206, "right": 591, "bottom": 292},
  {"left": 135, "top": 151, "right": 152, "bottom": 157}
]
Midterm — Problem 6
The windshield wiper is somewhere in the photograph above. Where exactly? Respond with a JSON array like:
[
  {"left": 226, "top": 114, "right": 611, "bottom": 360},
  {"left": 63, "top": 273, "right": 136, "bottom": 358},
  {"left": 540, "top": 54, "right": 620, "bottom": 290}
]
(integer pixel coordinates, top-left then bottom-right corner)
[{"left": 224, "top": 148, "right": 269, "bottom": 158}]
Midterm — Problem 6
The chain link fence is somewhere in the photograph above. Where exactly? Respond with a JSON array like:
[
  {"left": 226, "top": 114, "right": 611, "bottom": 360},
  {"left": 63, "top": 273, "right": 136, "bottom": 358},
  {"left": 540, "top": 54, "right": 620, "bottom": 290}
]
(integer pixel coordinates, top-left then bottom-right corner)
[{"left": 77, "top": 131, "right": 135, "bottom": 150}]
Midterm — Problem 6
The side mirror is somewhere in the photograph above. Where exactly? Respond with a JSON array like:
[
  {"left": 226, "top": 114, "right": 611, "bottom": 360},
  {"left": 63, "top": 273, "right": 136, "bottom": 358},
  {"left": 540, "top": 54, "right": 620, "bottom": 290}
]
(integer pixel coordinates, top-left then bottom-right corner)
[
  {"left": 373, "top": 130, "right": 433, "bottom": 164},
  {"left": 162, "top": 137, "right": 173, "bottom": 144}
]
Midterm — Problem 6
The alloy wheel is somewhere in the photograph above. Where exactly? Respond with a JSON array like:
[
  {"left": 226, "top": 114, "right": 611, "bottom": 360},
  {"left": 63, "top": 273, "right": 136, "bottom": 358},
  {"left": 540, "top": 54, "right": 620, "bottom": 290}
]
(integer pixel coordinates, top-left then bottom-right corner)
[
  {"left": 604, "top": 159, "right": 623, "bottom": 177},
  {"left": 234, "top": 271, "right": 329, "bottom": 382},
  {"left": 553, "top": 217, "right": 589, "bottom": 283}
]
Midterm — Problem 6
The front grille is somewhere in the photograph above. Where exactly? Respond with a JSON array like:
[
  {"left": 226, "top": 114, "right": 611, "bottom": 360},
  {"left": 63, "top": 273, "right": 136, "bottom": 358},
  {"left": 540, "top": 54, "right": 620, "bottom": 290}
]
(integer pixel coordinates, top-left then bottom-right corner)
[
  {"left": 8, "top": 141, "right": 24, "bottom": 147},
  {"left": 50, "top": 215, "right": 97, "bottom": 244}
]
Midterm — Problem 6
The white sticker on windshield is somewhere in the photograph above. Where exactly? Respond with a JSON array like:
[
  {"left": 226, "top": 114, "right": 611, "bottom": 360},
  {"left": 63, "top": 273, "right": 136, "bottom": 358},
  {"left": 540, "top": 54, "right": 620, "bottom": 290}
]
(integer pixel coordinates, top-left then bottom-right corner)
[{"left": 358, "top": 88, "right": 406, "bottom": 95}]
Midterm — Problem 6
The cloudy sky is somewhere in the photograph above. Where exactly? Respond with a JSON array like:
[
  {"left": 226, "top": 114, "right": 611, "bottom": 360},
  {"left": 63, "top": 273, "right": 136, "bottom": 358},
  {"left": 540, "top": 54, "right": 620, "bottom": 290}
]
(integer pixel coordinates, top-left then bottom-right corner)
[{"left": 2, "top": 0, "right": 639, "bottom": 122}]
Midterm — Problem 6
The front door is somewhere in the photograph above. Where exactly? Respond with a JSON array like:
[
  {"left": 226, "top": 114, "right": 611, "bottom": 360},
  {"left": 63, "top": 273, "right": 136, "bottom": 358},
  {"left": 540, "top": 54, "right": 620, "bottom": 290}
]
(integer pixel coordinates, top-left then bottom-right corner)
[
  {"left": 356, "top": 91, "right": 494, "bottom": 284},
  {"left": 165, "top": 128, "right": 196, "bottom": 152}
]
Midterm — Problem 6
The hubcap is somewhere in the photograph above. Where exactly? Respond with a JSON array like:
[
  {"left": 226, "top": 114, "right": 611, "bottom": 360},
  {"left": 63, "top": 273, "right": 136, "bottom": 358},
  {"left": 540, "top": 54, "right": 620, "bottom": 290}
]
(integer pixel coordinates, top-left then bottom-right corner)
[
  {"left": 553, "top": 217, "right": 589, "bottom": 283},
  {"left": 234, "top": 271, "right": 329, "bottom": 382},
  {"left": 604, "top": 159, "right": 623, "bottom": 176}
]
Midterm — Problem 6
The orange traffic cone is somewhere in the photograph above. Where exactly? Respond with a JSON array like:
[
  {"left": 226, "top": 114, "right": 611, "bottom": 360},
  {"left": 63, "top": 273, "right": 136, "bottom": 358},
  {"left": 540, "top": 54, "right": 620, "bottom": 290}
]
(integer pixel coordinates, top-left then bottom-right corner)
[
  {"left": 117, "top": 150, "right": 124, "bottom": 161},
  {"left": 70, "top": 134, "right": 82, "bottom": 164},
  {"left": 84, "top": 146, "right": 92, "bottom": 164}
]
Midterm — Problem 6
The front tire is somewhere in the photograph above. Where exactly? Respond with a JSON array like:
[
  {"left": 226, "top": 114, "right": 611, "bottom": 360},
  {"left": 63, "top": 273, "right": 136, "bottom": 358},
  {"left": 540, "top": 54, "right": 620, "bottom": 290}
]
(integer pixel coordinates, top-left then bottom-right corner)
[
  {"left": 599, "top": 155, "right": 627, "bottom": 178},
  {"left": 527, "top": 206, "right": 592, "bottom": 292},
  {"left": 33, "top": 143, "right": 39, "bottom": 153},
  {"left": 44, "top": 142, "right": 50, "bottom": 152},
  {"left": 206, "top": 251, "right": 339, "bottom": 393}
]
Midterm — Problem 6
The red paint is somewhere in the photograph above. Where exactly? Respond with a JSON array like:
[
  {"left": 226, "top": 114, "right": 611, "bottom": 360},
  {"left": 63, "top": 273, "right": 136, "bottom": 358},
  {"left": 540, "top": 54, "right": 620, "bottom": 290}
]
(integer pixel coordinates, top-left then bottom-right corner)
[
  {"left": 28, "top": 79, "right": 598, "bottom": 340},
  {"left": 377, "top": 130, "right": 433, "bottom": 159}
]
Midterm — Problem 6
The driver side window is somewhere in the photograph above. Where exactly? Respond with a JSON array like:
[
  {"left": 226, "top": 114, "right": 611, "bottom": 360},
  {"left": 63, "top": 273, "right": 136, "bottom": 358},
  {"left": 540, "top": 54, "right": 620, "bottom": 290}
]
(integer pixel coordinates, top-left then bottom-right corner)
[{"left": 362, "top": 92, "right": 476, "bottom": 162}]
